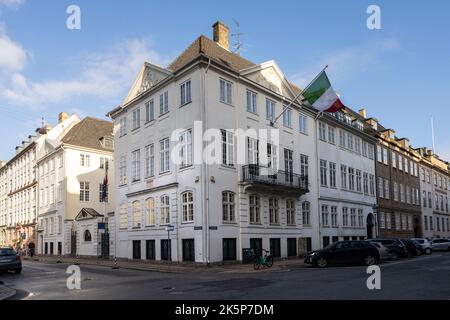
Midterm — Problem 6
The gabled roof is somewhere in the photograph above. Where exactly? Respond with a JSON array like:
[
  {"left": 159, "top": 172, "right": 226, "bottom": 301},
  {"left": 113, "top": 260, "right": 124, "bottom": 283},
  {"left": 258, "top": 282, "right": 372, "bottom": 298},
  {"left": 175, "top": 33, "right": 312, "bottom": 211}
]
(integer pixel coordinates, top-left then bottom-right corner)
[
  {"left": 62, "top": 117, "right": 113, "bottom": 152},
  {"left": 168, "top": 35, "right": 256, "bottom": 73},
  {"left": 75, "top": 208, "right": 104, "bottom": 221}
]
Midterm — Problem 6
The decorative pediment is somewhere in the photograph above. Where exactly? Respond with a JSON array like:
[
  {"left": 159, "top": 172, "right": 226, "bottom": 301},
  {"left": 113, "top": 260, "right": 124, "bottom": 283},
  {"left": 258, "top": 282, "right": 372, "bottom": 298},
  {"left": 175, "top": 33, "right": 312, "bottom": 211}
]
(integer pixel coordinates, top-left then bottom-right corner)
[
  {"left": 75, "top": 208, "right": 103, "bottom": 221},
  {"left": 240, "top": 61, "right": 298, "bottom": 100},
  {"left": 122, "top": 62, "right": 172, "bottom": 105}
]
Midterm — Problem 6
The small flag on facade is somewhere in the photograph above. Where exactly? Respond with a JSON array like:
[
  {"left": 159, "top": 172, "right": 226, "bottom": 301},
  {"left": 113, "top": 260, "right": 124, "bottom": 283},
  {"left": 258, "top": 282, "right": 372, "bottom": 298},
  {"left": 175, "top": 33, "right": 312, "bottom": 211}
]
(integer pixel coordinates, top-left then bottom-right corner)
[{"left": 302, "top": 70, "right": 345, "bottom": 113}]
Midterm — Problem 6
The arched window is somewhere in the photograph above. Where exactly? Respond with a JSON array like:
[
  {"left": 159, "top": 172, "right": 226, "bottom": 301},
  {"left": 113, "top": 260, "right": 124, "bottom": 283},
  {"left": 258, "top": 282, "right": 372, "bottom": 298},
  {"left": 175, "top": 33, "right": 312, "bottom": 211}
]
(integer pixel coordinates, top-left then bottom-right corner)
[
  {"left": 84, "top": 230, "right": 92, "bottom": 242},
  {"left": 181, "top": 191, "right": 194, "bottom": 222},
  {"left": 160, "top": 195, "right": 170, "bottom": 224},
  {"left": 132, "top": 201, "right": 142, "bottom": 228},
  {"left": 145, "top": 198, "right": 155, "bottom": 226},
  {"left": 119, "top": 203, "right": 128, "bottom": 229}
]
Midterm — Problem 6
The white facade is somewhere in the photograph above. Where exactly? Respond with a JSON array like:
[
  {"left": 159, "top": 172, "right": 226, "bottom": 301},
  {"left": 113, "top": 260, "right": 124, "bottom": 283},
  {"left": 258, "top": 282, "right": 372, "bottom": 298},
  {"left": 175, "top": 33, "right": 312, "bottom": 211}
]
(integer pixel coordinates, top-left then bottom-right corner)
[{"left": 316, "top": 113, "right": 378, "bottom": 247}]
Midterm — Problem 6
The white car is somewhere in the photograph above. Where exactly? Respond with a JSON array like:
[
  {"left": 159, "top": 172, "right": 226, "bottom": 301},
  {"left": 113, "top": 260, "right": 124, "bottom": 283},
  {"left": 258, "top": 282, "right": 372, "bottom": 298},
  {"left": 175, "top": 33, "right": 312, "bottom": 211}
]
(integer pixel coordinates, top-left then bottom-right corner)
[
  {"left": 369, "top": 241, "right": 394, "bottom": 260},
  {"left": 411, "top": 238, "right": 432, "bottom": 255},
  {"left": 430, "top": 238, "right": 450, "bottom": 252}
]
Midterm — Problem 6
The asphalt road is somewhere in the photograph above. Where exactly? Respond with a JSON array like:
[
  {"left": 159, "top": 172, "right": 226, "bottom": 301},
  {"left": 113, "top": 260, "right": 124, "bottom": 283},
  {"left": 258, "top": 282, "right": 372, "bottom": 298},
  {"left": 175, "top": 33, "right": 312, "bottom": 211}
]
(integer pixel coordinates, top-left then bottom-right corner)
[{"left": 1, "top": 252, "right": 450, "bottom": 300}]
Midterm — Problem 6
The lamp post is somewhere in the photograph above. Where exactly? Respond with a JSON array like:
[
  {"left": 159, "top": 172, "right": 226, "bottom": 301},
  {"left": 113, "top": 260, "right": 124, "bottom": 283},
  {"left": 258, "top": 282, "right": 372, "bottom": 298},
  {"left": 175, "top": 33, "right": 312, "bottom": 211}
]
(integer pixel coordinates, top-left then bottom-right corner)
[{"left": 372, "top": 204, "right": 379, "bottom": 239}]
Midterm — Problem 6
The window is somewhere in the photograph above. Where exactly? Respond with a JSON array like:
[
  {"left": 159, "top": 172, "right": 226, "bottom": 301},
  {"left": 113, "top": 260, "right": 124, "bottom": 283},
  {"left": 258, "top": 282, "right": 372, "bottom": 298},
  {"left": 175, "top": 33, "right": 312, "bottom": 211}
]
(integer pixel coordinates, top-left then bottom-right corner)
[
  {"left": 392, "top": 152, "right": 397, "bottom": 168},
  {"left": 331, "top": 206, "right": 338, "bottom": 227},
  {"left": 145, "top": 144, "right": 155, "bottom": 178},
  {"left": 283, "top": 107, "right": 292, "bottom": 128},
  {"left": 132, "top": 108, "right": 141, "bottom": 130},
  {"left": 362, "top": 141, "right": 368, "bottom": 157},
  {"left": 284, "top": 149, "right": 293, "bottom": 182},
  {"left": 180, "top": 191, "right": 194, "bottom": 222},
  {"left": 159, "top": 91, "right": 169, "bottom": 115},
  {"left": 180, "top": 80, "right": 192, "bottom": 106},
  {"left": 363, "top": 173, "right": 369, "bottom": 194},
  {"left": 79, "top": 182, "right": 90, "bottom": 202},
  {"left": 339, "top": 130, "right": 346, "bottom": 148},
  {"left": 131, "top": 150, "right": 141, "bottom": 182},
  {"left": 350, "top": 209, "right": 357, "bottom": 227},
  {"left": 266, "top": 99, "right": 276, "bottom": 121},
  {"left": 119, "top": 117, "right": 127, "bottom": 137},
  {"left": 356, "top": 170, "right": 362, "bottom": 192},
  {"left": 377, "top": 145, "right": 382, "bottom": 163},
  {"left": 49, "top": 184, "right": 54, "bottom": 204},
  {"left": 160, "top": 195, "right": 170, "bottom": 224},
  {"left": 269, "top": 198, "right": 279, "bottom": 225},
  {"left": 347, "top": 132, "right": 353, "bottom": 150},
  {"left": 355, "top": 137, "right": 361, "bottom": 154},
  {"left": 341, "top": 165, "right": 347, "bottom": 189},
  {"left": 119, "top": 203, "right": 128, "bottom": 229},
  {"left": 286, "top": 199, "right": 295, "bottom": 226},
  {"left": 398, "top": 155, "right": 403, "bottom": 171},
  {"left": 145, "top": 198, "right": 155, "bottom": 226},
  {"left": 268, "top": 144, "right": 278, "bottom": 172},
  {"left": 80, "top": 154, "right": 90, "bottom": 167},
  {"left": 319, "top": 122, "right": 327, "bottom": 141},
  {"left": 321, "top": 205, "right": 329, "bottom": 226},
  {"left": 100, "top": 157, "right": 108, "bottom": 169},
  {"left": 220, "top": 79, "right": 232, "bottom": 104},
  {"left": 221, "top": 130, "right": 234, "bottom": 166},
  {"left": 329, "top": 162, "right": 336, "bottom": 188},
  {"left": 400, "top": 184, "right": 405, "bottom": 203},
  {"left": 383, "top": 148, "right": 388, "bottom": 165},
  {"left": 145, "top": 99, "right": 155, "bottom": 122},
  {"left": 394, "top": 182, "right": 399, "bottom": 201},
  {"left": 368, "top": 144, "right": 374, "bottom": 160},
  {"left": 358, "top": 209, "right": 364, "bottom": 227},
  {"left": 57, "top": 182, "right": 63, "bottom": 202},
  {"left": 299, "top": 115, "right": 308, "bottom": 134},
  {"left": 349, "top": 168, "right": 355, "bottom": 191},
  {"left": 300, "top": 154, "right": 309, "bottom": 180},
  {"left": 99, "top": 183, "right": 108, "bottom": 203},
  {"left": 132, "top": 201, "right": 142, "bottom": 228},
  {"left": 428, "top": 192, "right": 432, "bottom": 208},
  {"left": 180, "top": 129, "right": 193, "bottom": 168},
  {"left": 384, "top": 179, "right": 390, "bottom": 200},
  {"left": 378, "top": 177, "right": 384, "bottom": 198},
  {"left": 246, "top": 90, "right": 257, "bottom": 113},
  {"left": 320, "top": 160, "right": 327, "bottom": 186},
  {"left": 160, "top": 138, "right": 170, "bottom": 173},
  {"left": 249, "top": 195, "right": 260, "bottom": 224},
  {"left": 119, "top": 155, "right": 127, "bottom": 185},
  {"left": 222, "top": 192, "right": 235, "bottom": 223},
  {"left": 302, "top": 201, "right": 311, "bottom": 226},
  {"left": 369, "top": 175, "right": 375, "bottom": 196},
  {"left": 84, "top": 230, "right": 92, "bottom": 242},
  {"left": 328, "top": 127, "right": 336, "bottom": 145}
]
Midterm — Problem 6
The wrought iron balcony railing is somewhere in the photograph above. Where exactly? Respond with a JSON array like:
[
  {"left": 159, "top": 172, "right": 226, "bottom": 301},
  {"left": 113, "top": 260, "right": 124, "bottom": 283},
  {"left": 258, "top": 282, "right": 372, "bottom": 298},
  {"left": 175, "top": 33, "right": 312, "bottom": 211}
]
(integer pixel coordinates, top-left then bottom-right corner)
[{"left": 242, "top": 165, "right": 309, "bottom": 191}]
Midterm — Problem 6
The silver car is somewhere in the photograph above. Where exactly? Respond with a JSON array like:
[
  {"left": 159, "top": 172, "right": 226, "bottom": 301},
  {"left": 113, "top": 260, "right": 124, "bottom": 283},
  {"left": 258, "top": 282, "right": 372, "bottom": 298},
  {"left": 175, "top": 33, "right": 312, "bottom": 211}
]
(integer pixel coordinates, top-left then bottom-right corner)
[
  {"left": 411, "top": 238, "right": 433, "bottom": 255},
  {"left": 430, "top": 238, "right": 450, "bottom": 252},
  {"left": 369, "top": 241, "right": 393, "bottom": 260}
]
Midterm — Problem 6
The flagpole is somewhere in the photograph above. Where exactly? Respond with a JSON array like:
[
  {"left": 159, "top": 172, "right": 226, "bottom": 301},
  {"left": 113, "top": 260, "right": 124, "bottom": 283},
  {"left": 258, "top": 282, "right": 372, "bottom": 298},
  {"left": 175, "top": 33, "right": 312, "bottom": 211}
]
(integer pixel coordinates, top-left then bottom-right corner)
[{"left": 270, "top": 65, "right": 328, "bottom": 127}]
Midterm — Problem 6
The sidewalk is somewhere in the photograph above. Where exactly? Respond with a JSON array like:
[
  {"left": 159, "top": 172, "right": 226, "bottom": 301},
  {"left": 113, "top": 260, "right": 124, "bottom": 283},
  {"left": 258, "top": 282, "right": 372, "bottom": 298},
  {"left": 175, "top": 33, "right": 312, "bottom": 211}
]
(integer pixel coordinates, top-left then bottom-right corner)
[
  {"left": 0, "top": 285, "right": 16, "bottom": 300},
  {"left": 23, "top": 256, "right": 307, "bottom": 274}
]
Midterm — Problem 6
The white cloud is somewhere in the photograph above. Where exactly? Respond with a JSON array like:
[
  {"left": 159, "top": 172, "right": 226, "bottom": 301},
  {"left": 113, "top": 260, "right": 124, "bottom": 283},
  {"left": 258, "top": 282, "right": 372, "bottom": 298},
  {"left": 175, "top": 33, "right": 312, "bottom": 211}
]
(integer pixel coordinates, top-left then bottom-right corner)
[
  {"left": 0, "top": 33, "right": 27, "bottom": 72},
  {"left": 0, "top": 0, "right": 24, "bottom": 8},
  {"left": 290, "top": 38, "right": 401, "bottom": 89},
  {"left": 0, "top": 37, "right": 168, "bottom": 107}
]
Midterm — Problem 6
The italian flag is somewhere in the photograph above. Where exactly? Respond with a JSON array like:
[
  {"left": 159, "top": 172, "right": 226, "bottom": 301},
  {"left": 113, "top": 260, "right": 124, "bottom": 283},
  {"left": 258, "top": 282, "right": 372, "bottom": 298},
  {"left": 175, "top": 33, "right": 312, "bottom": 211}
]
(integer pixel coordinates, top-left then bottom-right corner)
[{"left": 302, "top": 70, "right": 345, "bottom": 113}]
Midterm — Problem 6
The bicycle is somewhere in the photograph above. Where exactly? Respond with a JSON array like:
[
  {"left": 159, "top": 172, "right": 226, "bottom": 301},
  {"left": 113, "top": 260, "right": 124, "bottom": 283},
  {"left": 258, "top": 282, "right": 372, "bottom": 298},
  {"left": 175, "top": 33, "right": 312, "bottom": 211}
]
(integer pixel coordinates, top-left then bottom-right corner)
[{"left": 253, "top": 249, "right": 274, "bottom": 270}]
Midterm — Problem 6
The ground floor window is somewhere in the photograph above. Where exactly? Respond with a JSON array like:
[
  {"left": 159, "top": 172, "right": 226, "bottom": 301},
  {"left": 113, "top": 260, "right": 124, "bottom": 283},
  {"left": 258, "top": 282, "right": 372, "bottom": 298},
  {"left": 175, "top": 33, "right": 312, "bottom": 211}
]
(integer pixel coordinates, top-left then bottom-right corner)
[
  {"left": 270, "top": 238, "right": 281, "bottom": 258},
  {"left": 132, "top": 240, "right": 141, "bottom": 260},
  {"left": 222, "top": 238, "right": 236, "bottom": 261},
  {"left": 250, "top": 238, "right": 263, "bottom": 257},
  {"left": 146, "top": 240, "right": 155, "bottom": 260},
  {"left": 50, "top": 242, "right": 54, "bottom": 255},
  {"left": 322, "top": 237, "right": 330, "bottom": 248},
  {"left": 332, "top": 236, "right": 339, "bottom": 244},
  {"left": 351, "top": 236, "right": 358, "bottom": 241},
  {"left": 58, "top": 242, "right": 62, "bottom": 255},
  {"left": 161, "top": 239, "right": 171, "bottom": 261},
  {"left": 45, "top": 242, "right": 48, "bottom": 254},
  {"left": 287, "top": 238, "right": 297, "bottom": 257},
  {"left": 182, "top": 239, "right": 195, "bottom": 262}
]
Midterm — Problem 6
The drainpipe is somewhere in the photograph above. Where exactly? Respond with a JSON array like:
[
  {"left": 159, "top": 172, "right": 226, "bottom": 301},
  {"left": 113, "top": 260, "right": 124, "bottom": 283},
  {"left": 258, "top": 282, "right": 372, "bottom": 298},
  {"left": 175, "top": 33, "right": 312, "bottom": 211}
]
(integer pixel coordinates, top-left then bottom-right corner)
[{"left": 202, "top": 58, "right": 211, "bottom": 265}]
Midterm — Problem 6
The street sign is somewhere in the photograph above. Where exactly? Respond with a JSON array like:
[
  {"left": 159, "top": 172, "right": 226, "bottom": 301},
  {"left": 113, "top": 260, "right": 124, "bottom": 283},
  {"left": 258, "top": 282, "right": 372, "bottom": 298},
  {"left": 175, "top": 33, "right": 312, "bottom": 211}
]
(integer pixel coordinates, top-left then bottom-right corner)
[{"left": 166, "top": 225, "right": 175, "bottom": 232}]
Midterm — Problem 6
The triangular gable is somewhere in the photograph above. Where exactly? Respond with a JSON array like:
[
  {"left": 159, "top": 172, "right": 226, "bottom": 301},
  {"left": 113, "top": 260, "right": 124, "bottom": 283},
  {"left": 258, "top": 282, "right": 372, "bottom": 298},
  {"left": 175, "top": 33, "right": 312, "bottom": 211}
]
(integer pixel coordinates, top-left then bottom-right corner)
[
  {"left": 240, "top": 60, "right": 298, "bottom": 100},
  {"left": 75, "top": 208, "right": 103, "bottom": 221},
  {"left": 122, "top": 62, "right": 172, "bottom": 105}
]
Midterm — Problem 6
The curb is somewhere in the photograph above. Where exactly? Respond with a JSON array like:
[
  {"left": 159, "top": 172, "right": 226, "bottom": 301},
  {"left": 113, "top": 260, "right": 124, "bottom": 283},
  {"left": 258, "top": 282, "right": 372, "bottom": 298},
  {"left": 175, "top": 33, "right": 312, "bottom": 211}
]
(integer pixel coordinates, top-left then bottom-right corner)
[{"left": 0, "top": 285, "right": 17, "bottom": 300}]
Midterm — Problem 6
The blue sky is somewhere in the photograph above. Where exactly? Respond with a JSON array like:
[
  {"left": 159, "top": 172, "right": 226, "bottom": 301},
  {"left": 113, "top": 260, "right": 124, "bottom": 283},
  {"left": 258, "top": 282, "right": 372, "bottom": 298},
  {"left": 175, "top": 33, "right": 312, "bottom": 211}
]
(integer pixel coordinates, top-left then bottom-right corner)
[{"left": 0, "top": 0, "right": 449, "bottom": 161}]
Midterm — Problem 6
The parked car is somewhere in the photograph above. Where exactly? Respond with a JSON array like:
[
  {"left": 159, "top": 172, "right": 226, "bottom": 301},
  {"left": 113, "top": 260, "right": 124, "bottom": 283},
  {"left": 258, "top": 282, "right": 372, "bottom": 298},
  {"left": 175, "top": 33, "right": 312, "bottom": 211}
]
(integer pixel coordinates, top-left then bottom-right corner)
[
  {"left": 430, "top": 238, "right": 450, "bottom": 252},
  {"left": 400, "top": 239, "right": 421, "bottom": 256},
  {"left": 410, "top": 238, "right": 432, "bottom": 255},
  {"left": 304, "top": 241, "right": 380, "bottom": 268},
  {"left": 367, "top": 241, "right": 394, "bottom": 260},
  {"left": 370, "top": 238, "right": 408, "bottom": 260},
  {"left": 0, "top": 248, "right": 22, "bottom": 274}
]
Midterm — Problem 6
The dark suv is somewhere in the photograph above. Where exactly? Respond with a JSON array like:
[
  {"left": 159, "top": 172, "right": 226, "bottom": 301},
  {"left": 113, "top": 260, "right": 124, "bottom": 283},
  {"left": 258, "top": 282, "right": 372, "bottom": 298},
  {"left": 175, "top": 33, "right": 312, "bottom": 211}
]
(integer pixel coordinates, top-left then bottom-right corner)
[
  {"left": 304, "top": 241, "right": 380, "bottom": 268},
  {"left": 370, "top": 238, "right": 408, "bottom": 260},
  {"left": 0, "top": 248, "right": 22, "bottom": 274}
]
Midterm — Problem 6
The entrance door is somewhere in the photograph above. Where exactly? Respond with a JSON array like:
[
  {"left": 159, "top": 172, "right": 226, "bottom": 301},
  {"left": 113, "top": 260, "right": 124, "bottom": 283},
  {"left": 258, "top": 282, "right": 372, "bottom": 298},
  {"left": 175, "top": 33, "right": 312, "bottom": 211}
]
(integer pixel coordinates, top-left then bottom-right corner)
[
  {"left": 287, "top": 238, "right": 297, "bottom": 257},
  {"left": 146, "top": 240, "right": 155, "bottom": 260},
  {"left": 250, "top": 238, "right": 263, "bottom": 257},
  {"left": 182, "top": 239, "right": 195, "bottom": 262},
  {"left": 132, "top": 240, "right": 141, "bottom": 260},
  {"left": 161, "top": 239, "right": 171, "bottom": 261},
  {"left": 222, "top": 238, "right": 237, "bottom": 261},
  {"left": 270, "top": 238, "right": 281, "bottom": 258},
  {"left": 366, "top": 214, "right": 375, "bottom": 239},
  {"left": 101, "top": 233, "right": 110, "bottom": 258},
  {"left": 70, "top": 231, "right": 77, "bottom": 257}
]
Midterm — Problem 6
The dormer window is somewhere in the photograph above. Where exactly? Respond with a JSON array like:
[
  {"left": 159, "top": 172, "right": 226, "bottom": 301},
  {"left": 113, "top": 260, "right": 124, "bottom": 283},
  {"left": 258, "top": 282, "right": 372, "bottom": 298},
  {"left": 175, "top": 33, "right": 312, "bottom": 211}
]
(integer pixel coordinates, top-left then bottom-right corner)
[
  {"left": 101, "top": 136, "right": 114, "bottom": 150},
  {"left": 344, "top": 114, "right": 352, "bottom": 124},
  {"left": 354, "top": 121, "right": 364, "bottom": 131}
]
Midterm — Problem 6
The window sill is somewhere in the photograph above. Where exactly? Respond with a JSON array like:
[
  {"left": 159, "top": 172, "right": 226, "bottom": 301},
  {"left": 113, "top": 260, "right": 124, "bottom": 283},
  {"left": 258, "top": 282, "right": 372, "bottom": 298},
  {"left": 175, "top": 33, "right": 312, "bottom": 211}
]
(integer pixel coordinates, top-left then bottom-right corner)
[
  {"left": 180, "top": 101, "right": 192, "bottom": 108},
  {"left": 219, "top": 101, "right": 234, "bottom": 107},
  {"left": 159, "top": 111, "right": 170, "bottom": 118},
  {"left": 145, "top": 120, "right": 155, "bottom": 127}
]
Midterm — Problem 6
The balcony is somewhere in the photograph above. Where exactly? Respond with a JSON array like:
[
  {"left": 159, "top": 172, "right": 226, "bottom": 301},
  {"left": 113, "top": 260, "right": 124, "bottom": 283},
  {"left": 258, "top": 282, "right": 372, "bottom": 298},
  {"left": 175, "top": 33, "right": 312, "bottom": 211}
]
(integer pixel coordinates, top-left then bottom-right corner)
[{"left": 241, "top": 165, "right": 309, "bottom": 196}]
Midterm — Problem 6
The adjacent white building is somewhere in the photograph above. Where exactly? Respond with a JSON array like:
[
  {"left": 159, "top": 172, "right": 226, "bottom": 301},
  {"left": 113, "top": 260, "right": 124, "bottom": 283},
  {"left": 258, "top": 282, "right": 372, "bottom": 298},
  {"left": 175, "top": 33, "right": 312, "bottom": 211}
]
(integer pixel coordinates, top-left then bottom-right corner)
[{"left": 36, "top": 115, "right": 115, "bottom": 257}]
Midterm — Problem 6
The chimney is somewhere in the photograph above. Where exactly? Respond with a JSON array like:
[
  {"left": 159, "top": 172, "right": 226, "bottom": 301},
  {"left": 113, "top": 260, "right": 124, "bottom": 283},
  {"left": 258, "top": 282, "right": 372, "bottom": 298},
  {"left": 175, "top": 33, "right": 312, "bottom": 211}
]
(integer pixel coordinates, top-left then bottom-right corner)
[
  {"left": 58, "top": 112, "right": 69, "bottom": 124},
  {"left": 358, "top": 108, "right": 367, "bottom": 118},
  {"left": 212, "top": 21, "right": 230, "bottom": 51}
]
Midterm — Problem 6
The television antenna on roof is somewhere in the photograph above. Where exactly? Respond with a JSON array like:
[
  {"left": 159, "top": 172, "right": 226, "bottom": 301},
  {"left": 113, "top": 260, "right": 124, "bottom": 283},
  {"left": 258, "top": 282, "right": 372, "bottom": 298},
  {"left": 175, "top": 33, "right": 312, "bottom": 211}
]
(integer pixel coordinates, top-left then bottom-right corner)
[{"left": 231, "top": 18, "right": 244, "bottom": 55}]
